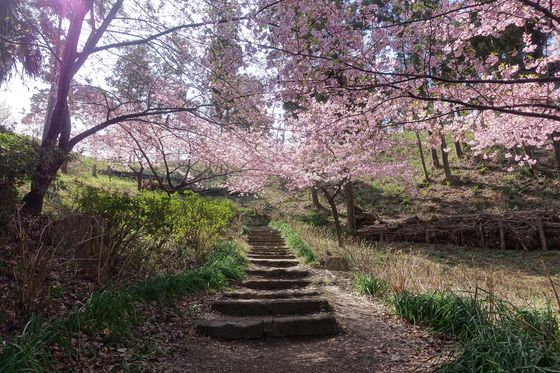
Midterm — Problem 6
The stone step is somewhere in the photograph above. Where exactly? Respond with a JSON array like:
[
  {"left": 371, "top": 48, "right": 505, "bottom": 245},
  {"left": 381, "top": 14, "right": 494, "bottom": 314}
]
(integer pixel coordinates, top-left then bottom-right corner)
[
  {"left": 248, "top": 242, "right": 286, "bottom": 246},
  {"left": 246, "top": 268, "right": 309, "bottom": 278},
  {"left": 249, "top": 248, "right": 290, "bottom": 253},
  {"left": 249, "top": 243, "right": 286, "bottom": 246},
  {"left": 248, "top": 258, "right": 299, "bottom": 268},
  {"left": 248, "top": 249, "right": 291, "bottom": 253},
  {"left": 243, "top": 279, "right": 311, "bottom": 290},
  {"left": 248, "top": 254, "right": 297, "bottom": 260},
  {"left": 196, "top": 314, "right": 338, "bottom": 339},
  {"left": 248, "top": 238, "right": 284, "bottom": 241},
  {"left": 248, "top": 237, "right": 284, "bottom": 240},
  {"left": 224, "top": 289, "right": 321, "bottom": 299},
  {"left": 211, "top": 298, "right": 330, "bottom": 316},
  {"left": 248, "top": 237, "right": 282, "bottom": 240}
]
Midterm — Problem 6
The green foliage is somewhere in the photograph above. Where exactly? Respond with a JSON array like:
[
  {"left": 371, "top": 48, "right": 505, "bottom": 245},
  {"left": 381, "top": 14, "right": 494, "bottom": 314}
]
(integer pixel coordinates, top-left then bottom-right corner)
[
  {"left": 269, "top": 220, "right": 317, "bottom": 263},
  {"left": 353, "top": 273, "right": 390, "bottom": 298},
  {"left": 300, "top": 208, "right": 330, "bottom": 227},
  {"left": 0, "top": 314, "right": 55, "bottom": 372},
  {"left": 393, "top": 291, "right": 560, "bottom": 372},
  {"left": 393, "top": 292, "right": 486, "bottom": 338},
  {"left": 0, "top": 241, "right": 245, "bottom": 372},
  {"left": 74, "top": 186, "right": 237, "bottom": 264},
  {"left": 0, "top": 131, "right": 39, "bottom": 225},
  {"left": 0, "top": 131, "right": 38, "bottom": 187}
]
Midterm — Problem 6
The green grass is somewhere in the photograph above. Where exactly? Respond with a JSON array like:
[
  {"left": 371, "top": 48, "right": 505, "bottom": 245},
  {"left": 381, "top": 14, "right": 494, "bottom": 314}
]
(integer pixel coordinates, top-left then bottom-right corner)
[
  {"left": 300, "top": 208, "right": 330, "bottom": 227},
  {"left": 353, "top": 274, "right": 560, "bottom": 372},
  {"left": 354, "top": 273, "right": 390, "bottom": 298},
  {"left": 393, "top": 291, "right": 560, "bottom": 372},
  {"left": 0, "top": 241, "right": 245, "bottom": 372},
  {"left": 269, "top": 220, "right": 317, "bottom": 263},
  {"left": 43, "top": 156, "right": 139, "bottom": 215}
]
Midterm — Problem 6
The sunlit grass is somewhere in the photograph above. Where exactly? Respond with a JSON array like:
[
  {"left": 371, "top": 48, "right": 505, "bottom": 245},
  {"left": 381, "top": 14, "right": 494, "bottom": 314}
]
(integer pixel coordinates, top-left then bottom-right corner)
[{"left": 289, "top": 220, "right": 560, "bottom": 310}]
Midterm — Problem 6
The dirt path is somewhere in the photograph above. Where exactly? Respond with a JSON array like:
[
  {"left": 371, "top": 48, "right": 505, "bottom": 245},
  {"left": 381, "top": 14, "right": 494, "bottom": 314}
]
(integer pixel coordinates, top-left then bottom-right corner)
[{"left": 146, "top": 270, "right": 451, "bottom": 373}]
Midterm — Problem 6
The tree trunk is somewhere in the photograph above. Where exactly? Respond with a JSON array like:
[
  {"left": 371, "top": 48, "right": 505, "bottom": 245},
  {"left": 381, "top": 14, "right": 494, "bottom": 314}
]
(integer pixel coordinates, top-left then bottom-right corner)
[
  {"left": 427, "top": 130, "right": 441, "bottom": 168},
  {"left": 343, "top": 181, "right": 357, "bottom": 235},
  {"left": 551, "top": 132, "right": 560, "bottom": 170},
  {"left": 137, "top": 166, "right": 144, "bottom": 191},
  {"left": 322, "top": 188, "right": 344, "bottom": 247},
  {"left": 22, "top": 146, "right": 65, "bottom": 215},
  {"left": 21, "top": 5, "right": 89, "bottom": 215},
  {"left": 92, "top": 163, "right": 97, "bottom": 177},
  {"left": 61, "top": 158, "right": 68, "bottom": 173},
  {"left": 454, "top": 141, "right": 464, "bottom": 159},
  {"left": 440, "top": 136, "right": 453, "bottom": 184},
  {"left": 415, "top": 132, "right": 430, "bottom": 181},
  {"left": 310, "top": 187, "right": 324, "bottom": 210}
]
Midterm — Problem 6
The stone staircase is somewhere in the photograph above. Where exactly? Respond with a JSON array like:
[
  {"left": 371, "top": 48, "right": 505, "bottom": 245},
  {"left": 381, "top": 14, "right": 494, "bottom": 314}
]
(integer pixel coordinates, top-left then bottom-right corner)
[{"left": 196, "top": 227, "right": 338, "bottom": 339}]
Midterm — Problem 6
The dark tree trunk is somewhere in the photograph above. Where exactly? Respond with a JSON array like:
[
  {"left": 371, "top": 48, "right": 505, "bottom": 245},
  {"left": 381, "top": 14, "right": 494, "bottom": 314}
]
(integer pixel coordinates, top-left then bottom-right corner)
[
  {"left": 322, "top": 188, "right": 344, "bottom": 247},
  {"left": 23, "top": 76, "right": 74, "bottom": 216},
  {"left": 137, "top": 166, "right": 144, "bottom": 191},
  {"left": 21, "top": 5, "right": 89, "bottom": 215},
  {"left": 23, "top": 102, "right": 72, "bottom": 215},
  {"left": 310, "top": 187, "right": 324, "bottom": 210},
  {"left": 343, "top": 181, "right": 357, "bottom": 235},
  {"left": 22, "top": 146, "right": 65, "bottom": 215},
  {"left": 454, "top": 141, "right": 464, "bottom": 159},
  {"left": 552, "top": 132, "right": 560, "bottom": 170},
  {"left": 440, "top": 136, "right": 453, "bottom": 184},
  {"left": 427, "top": 131, "right": 441, "bottom": 168},
  {"left": 92, "top": 163, "right": 97, "bottom": 177},
  {"left": 61, "top": 158, "right": 68, "bottom": 173},
  {"left": 415, "top": 132, "right": 430, "bottom": 181}
]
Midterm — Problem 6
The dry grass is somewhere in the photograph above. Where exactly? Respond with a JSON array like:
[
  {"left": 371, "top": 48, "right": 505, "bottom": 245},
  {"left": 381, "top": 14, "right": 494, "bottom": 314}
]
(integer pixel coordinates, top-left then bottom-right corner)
[{"left": 290, "top": 221, "right": 560, "bottom": 310}]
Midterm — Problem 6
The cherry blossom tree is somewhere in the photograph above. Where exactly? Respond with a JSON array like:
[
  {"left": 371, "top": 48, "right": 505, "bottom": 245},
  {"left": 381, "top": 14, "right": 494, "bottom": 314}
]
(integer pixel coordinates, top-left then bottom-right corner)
[
  {"left": 251, "top": 0, "right": 560, "bottom": 169},
  {"left": 15, "top": 0, "right": 269, "bottom": 214},
  {"left": 12, "top": 0, "right": 560, "bottom": 218},
  {"left": 209, "top": 95, "right": 407, "bottom": 246}
]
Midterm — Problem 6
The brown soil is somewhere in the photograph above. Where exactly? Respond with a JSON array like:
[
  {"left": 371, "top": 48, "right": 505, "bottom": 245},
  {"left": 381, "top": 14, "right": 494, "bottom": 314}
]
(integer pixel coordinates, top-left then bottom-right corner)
[{"left": 145, "top": 270, "right": 452, "bottom": 373}]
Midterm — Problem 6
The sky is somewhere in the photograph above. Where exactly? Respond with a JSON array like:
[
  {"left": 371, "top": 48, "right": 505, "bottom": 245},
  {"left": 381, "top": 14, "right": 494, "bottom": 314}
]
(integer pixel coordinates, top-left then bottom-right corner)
[{"left": 0, "top": 76, "right": 36, "bottom": 122}]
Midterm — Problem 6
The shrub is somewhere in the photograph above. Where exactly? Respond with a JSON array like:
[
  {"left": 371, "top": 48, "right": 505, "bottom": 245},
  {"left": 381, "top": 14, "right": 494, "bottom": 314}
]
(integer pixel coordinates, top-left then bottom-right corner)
[
  {"left": 270, "top": 220, "right": 317, "bottom": 263},
  {"left": 0, "top": 131, "right": 39, "bottom": 226},
  {"left": 72, "top": 186, "right": 237, "bottom": 282}
]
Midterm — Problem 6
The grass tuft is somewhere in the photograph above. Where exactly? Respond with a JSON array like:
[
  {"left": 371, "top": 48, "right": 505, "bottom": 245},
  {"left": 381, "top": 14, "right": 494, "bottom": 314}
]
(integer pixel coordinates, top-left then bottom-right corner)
[
  {"left": 269, "top": 220, "right": 317, "bottom": 263},
  {"left": 393, "top": 291, "right": 560, "bottom": 372},
  {"left": 354, "top": 273, "right": 390, "bottom": 298}
]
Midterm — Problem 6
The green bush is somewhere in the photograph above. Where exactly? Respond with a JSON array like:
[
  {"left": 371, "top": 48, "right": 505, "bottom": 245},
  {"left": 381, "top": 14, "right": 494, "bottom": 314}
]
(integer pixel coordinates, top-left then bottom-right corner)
[
  {"left": 393, "top": 291, "right": 560, "bottom": 372},
  {"left": 0, "top": 131, "right": 39, "bottom": 225},
  {"left": 73, "top": 186, "right": 237, "bottom": 271},
  {"left": 269, "top": 220, "right": 317, "bottom": 263},
  {"left": 354, "top": 273, "right": 390, "bottom": 298}
]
